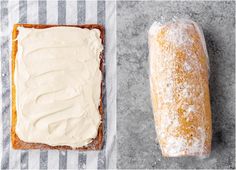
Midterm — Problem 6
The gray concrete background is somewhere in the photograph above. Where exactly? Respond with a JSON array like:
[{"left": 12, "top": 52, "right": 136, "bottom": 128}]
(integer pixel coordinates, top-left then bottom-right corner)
[{"left": 117, "top": 1, "right": 235, "bottom": 169}]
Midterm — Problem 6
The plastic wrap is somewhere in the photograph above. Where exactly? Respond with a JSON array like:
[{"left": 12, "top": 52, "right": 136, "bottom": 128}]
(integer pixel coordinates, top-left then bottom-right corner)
[{"left": 148, "top": 19, "right": 212, "bottom": 157}]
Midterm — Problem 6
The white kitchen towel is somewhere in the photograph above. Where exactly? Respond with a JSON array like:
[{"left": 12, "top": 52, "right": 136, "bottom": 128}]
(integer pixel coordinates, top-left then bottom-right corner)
[{"left": 0, "top": 0, "right": 117, "bottom": 169}]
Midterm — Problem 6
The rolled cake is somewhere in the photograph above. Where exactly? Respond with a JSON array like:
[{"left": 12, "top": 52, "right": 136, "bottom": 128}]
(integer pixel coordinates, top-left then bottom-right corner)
[{"left": 148, "top": 19, "right": 212, "bottom": 157}]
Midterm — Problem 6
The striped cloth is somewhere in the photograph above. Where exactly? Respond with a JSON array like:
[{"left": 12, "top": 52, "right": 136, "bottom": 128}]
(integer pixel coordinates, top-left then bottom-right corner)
[{"left": 0, "top": 0, "right": 116, "bottom": 169}]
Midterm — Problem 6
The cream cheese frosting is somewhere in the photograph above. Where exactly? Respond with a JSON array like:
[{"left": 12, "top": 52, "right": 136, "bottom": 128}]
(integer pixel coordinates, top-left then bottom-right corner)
[{"left": 14, "top": 26, "right": 103, "bottom": 148}]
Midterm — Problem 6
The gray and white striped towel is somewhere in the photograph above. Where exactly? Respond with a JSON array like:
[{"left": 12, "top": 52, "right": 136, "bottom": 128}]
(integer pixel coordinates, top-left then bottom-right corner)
[{"left": 0, "top": 0, "right": 116, "bottom": 169}]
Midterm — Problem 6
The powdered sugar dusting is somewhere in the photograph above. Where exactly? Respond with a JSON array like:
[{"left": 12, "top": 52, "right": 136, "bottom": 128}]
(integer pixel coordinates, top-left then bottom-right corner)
[
  {"left": 164, "top": 136, "right": 187, "bottom": 156},
  {"left": 164, "top": 23, "right": 193, "bottom": 47},
  {"left": 184, "top": 105, "right": 195, "bottom": 121},
  {"left": 183, "top": 61, "right": 192, "bottom": 72}
]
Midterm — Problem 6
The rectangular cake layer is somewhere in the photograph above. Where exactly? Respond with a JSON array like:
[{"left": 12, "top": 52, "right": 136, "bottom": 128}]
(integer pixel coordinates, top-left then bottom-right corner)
[{"left": 12, "top": 24, "right": 105, "bottom": 150}]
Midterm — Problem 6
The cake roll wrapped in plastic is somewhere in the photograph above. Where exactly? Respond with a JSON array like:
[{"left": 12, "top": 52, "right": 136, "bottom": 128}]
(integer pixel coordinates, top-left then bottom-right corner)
[{"left": 148, "top": 19, "right": 212, "bottom": 157}]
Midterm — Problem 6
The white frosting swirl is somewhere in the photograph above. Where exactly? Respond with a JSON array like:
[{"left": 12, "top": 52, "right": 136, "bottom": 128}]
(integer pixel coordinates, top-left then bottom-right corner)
[{"left": 14, "top": 26, "right": 103, "bottom": 148}]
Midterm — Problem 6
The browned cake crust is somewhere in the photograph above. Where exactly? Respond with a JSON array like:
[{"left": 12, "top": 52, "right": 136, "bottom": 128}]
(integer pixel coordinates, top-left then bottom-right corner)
[{"left": 11, "top": 24, "right": 105, "bottom": 150}]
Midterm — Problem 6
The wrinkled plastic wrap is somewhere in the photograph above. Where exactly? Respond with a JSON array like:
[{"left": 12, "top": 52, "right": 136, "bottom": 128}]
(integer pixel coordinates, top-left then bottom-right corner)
[{"left": 148, "top": 18, "right": 212, "bottom": 157}]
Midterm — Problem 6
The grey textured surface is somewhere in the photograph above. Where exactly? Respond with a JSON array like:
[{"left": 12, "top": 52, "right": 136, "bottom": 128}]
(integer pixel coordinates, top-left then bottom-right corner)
[{"left": 117, "top": 1, "right": 235, "bottom": 169}]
